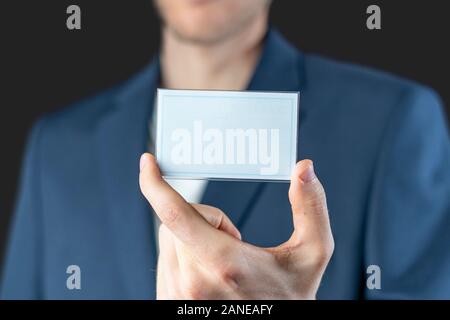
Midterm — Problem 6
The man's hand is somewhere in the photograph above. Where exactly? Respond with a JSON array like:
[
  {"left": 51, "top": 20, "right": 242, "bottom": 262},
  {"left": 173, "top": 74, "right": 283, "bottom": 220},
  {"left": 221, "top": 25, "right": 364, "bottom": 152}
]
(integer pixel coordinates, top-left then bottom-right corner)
[{"left": 139, "top": 153, "right": 334, "bottom": 299}]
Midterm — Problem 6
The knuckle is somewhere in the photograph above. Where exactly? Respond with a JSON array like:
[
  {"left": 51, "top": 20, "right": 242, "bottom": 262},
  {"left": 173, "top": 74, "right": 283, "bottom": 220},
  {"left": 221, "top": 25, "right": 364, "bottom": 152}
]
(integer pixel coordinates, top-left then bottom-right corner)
[
  {"left": 214, "top": 245, "right": 233, "bottom": 263},
  {"left": 216, "top": 263, "right": 241, "bottom": 288},
  {"left": 310, "top": 240, "right": 334, "bottom": 268},
  {"left": 158, "top": 202, "right": 183, "bottom": 228},
  {"left": 209, "top": 209, "right": 224, "bottom": 229},
  {"left": 193, "top": 204, "right": 224, "bottom": 229},
  {"left": 204, "top": 209, "right": 222, "bottom": 229}
]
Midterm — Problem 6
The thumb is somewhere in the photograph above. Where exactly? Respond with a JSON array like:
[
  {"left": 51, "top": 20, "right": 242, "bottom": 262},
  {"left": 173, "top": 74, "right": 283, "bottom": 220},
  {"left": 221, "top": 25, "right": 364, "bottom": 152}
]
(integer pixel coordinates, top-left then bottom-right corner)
[{"left": 288, "top": 160, "right": 332, "bottom": 245}]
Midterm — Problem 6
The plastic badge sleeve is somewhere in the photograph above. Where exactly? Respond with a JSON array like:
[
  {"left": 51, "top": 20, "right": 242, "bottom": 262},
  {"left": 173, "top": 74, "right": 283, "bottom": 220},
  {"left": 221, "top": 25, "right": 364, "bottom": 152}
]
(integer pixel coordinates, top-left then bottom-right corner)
[{"left": 155, "top": 89, "right": 299, "bottom": 182}]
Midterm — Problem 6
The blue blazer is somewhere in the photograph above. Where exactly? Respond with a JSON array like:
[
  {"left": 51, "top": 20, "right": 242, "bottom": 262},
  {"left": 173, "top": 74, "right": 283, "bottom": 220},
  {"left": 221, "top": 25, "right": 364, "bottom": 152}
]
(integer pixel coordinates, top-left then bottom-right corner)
[{"left": 2, "top": 30, "right": 449, "bottom": 299}]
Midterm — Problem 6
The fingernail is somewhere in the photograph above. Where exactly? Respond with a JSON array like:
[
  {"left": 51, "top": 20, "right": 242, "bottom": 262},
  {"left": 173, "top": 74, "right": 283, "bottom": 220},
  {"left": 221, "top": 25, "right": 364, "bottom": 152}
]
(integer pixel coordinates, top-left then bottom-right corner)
[
  {"left": 140, "top": 153, "right": 148, "bottom": 171},
  {"left": 300, "top": 161, "right": 316, "bottom": 183}
]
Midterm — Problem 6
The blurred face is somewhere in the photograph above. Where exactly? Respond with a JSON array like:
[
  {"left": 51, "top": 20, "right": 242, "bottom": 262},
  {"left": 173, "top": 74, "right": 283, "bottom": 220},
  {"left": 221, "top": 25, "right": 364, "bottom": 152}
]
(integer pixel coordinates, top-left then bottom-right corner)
[{"left": 154, "top": 0, "right": 271, "bottom": 44}]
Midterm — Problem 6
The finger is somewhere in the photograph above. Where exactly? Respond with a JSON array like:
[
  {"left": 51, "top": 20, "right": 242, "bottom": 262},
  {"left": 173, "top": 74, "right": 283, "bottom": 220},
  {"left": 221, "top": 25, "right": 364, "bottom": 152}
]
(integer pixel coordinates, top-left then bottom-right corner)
[
  {"left": 287, "top": 160, "right": 333, "bottom": 246},
  {"left": 173, "top": 234, "right": 228, "bottom": 299},
  {"left": 157, "top": 225, "right": 179, "bottom": 299},
  {"left": 170, "top": 204, "right": 240, "bottom": 299},
  {"left": 191, "top": 204, "right": 241, "bottom": 240},
  {"left": 173, "top": 235, "right": 205, "bottom": 296},
  {"left": 156, "top": 250, "right": 172, "bottom": 300},
  {"left": 139, "top": 153, "right": 231, "bottom": 264},
  {"left": 158, "top": 224, "right": 179, "bottom": 270},
  {"left": 139, "top": 153, "right": 214, "bottom": 242}
]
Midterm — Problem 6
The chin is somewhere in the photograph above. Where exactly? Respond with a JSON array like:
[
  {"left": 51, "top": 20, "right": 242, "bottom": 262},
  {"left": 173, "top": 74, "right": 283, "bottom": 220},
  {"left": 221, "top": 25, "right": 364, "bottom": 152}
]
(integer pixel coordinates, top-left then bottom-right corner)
[
  {"left": 171, "top": 8, "right": 261, "bottom": 44},
  {"left": 156, "top": 0, "right": 268, "bottom": 43},
  {"left": 171, "top": 17, "right": 232, "bottom": 43}
]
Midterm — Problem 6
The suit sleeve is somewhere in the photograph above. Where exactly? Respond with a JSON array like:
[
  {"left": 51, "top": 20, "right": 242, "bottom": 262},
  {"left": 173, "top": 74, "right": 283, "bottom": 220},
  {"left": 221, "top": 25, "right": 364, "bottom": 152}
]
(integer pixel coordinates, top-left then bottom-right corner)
[
  {"left": 1, "top": 118, "right": 47, "bottom": 299},
  {"left": 364, "top": 87, "right": 450, "bottom": 299}
]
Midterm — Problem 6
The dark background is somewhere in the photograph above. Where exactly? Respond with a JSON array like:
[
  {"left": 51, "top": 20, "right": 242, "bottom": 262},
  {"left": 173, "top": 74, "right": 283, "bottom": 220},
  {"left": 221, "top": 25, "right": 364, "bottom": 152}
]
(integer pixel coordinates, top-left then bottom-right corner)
[{"left": 1, "top": 1, "right": 449, "bottom": 270}]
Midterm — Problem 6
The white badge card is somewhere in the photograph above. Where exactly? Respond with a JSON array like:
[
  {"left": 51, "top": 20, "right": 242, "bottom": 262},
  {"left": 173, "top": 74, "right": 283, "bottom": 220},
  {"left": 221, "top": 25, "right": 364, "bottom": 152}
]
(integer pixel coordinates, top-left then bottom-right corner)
[{"left": 156, "top": 89, "right": 299, "bottom": 182}]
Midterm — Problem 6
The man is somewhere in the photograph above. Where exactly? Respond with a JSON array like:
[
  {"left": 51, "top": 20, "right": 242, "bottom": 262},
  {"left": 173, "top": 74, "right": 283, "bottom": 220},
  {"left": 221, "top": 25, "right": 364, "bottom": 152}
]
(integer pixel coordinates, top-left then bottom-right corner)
[{"left": 2, "top": 0, "right": 449, "bottom": 299}]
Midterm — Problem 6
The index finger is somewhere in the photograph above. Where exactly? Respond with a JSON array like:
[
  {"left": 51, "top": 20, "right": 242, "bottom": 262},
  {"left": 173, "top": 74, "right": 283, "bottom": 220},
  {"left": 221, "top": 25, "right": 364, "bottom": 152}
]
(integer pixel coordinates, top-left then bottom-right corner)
[{"left": 139, "top": 153, "right": 230, "bottom": 262}]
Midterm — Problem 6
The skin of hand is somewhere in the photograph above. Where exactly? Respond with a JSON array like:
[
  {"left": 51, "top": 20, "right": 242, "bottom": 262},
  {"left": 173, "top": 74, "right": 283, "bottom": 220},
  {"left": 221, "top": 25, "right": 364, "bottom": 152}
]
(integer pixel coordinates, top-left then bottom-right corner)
[{"left": 139, "top": 153, "right": 334, "bottom": 299}]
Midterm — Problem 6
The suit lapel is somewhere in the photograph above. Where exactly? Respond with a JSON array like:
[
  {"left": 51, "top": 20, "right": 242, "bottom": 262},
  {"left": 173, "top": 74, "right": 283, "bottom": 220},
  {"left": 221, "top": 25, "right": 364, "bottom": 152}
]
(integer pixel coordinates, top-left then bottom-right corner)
[
  {"left": 96, "top": 60, "right": 160, "bottom": 298},
  {"left": 202, "top": 29, "right": 305, "bottom": 229}
]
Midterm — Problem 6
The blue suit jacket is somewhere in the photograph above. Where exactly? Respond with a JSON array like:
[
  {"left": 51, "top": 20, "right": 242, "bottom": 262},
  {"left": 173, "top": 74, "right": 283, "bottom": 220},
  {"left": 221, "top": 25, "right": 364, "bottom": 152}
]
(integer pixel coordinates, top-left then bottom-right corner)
[{"left": 2, "top": 30, "right": 450, "bottom": 299}]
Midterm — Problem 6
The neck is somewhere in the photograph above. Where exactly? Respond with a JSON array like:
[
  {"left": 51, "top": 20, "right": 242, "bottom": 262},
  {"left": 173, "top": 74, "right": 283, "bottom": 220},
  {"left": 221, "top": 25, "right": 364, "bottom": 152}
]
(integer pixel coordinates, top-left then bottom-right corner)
[{"left": 160, "top": 14, "right": 268, "bottom": 91}]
